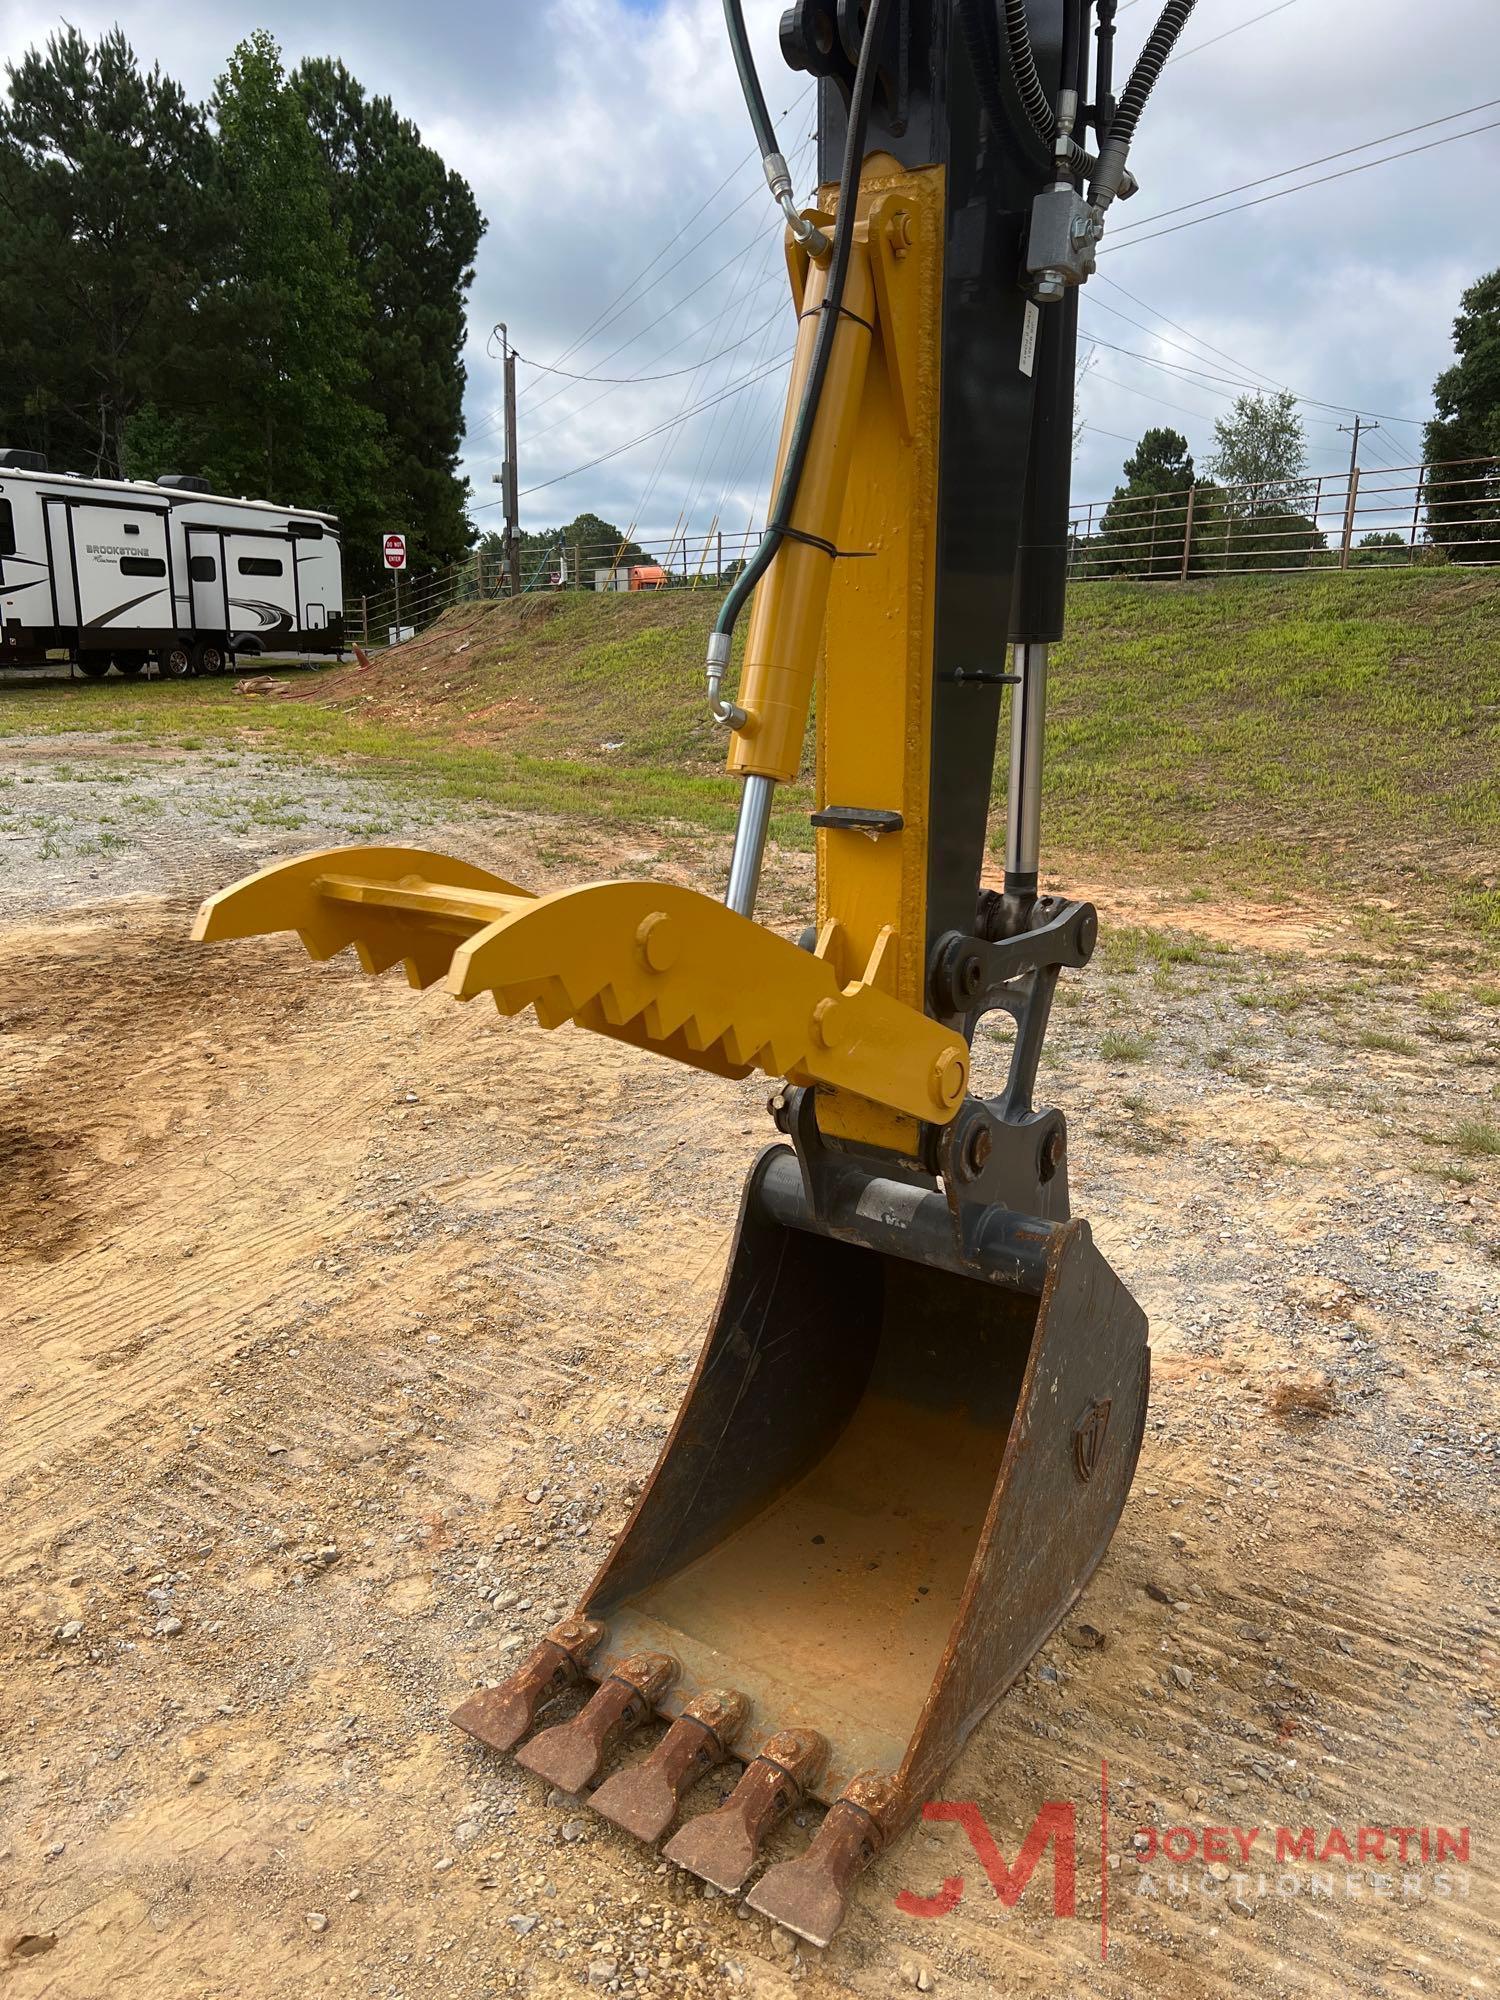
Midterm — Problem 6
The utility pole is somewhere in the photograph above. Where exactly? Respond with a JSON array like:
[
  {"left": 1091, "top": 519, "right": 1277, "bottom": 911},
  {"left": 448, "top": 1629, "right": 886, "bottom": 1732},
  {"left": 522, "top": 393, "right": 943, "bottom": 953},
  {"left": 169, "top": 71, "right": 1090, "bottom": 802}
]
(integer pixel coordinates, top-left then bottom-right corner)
[
  {"left": 1338, "top": 414, "right": 1377, "bottom": 568},
  {"left": 498, "top": 322, "right": 520, "bottom": 598}
]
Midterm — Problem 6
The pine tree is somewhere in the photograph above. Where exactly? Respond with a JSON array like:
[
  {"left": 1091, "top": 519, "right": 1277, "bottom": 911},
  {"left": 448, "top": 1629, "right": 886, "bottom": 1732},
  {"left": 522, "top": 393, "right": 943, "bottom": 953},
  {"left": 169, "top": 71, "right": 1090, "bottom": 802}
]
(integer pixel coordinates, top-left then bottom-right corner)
[
  {"left": 293, "top": 58, "right": 485, "bottom": 574},
  {"left": 199, "top": 34, "right": 388, "bottom": 571},
  {"left": 1423, "top": 267, "right": 1500, "bottom": 561},
  {"left": 0, "top": 26, "right": 218, "bottom": 475},
  {"left": 1094, "top": 428, "right": 1196, "bottom": 577}
]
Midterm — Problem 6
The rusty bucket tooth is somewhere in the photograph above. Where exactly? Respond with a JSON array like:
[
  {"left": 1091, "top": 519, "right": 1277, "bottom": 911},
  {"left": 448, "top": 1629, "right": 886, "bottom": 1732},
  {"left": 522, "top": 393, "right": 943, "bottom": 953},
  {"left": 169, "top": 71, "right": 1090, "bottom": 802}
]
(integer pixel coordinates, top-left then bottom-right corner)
[
  {"left": 746, "top": 1772, "right": 904, "bottom": 1948},
  {"left": 515, "top": 1651, "right": 678, "bottom": 1795},
  {"left": 662, "top": 1728, "right": 827, "bottom": 1894},
  {"left": 590, "top": 1689, "right": 750, "bottom": 1845},
  {"left": 450, "top": 1615, "right": 604, "bottom": 1754}
]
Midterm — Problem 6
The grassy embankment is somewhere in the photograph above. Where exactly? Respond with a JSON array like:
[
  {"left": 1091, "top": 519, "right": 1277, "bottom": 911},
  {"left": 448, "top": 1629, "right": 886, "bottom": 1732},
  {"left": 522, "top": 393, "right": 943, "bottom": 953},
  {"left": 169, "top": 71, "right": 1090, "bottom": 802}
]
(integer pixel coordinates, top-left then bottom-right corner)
[{"left": 2, "top": 568, "right": 1496, "bottom": 942}]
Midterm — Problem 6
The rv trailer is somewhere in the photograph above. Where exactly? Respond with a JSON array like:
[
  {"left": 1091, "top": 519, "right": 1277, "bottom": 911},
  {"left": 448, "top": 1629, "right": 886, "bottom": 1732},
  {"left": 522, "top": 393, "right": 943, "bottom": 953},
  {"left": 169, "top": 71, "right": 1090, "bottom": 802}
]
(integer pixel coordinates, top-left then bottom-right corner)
[{"left": 0, "top": 452, "right": 344, "bottom": 677}]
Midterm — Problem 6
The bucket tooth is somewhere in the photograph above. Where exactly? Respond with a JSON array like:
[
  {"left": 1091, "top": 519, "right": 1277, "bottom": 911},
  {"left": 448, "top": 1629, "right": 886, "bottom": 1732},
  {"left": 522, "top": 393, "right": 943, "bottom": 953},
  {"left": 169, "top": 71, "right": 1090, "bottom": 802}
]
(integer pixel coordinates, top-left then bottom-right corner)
[
  {"left": 589, "top": 1689, "right": 750, "bottom": 1845},
  {"left": 515, "top": 1651, "right": 678, "bottom": 1795},
  {"left": 662, "top": 1728, "right": 827, "bottom": 1894},
  {"left": 746, "top": 1772, "right": 904, "bottom": 1947},
  {"left": 450, "top": 1615, "right": 604, "bottom": 1755}
]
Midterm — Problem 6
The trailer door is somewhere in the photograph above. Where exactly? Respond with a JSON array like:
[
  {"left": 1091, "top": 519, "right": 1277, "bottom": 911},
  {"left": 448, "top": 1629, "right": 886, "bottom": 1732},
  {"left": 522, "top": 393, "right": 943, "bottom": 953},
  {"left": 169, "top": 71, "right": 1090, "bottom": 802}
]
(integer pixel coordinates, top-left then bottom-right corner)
[
  {"left": 43, "top": 500, "right": 79, "bottom": 626},
  {"left": 68, "top": 502, "right": 173, "bottom": 634},
  {"left": 225, "top": 533, "right": 296, "bottom": 646},
  {"left": 187, "top": 527, "right": 229, "bottom": 635},
  {"left": 290, "top": 520, "right": 332, "bottom": 630}
]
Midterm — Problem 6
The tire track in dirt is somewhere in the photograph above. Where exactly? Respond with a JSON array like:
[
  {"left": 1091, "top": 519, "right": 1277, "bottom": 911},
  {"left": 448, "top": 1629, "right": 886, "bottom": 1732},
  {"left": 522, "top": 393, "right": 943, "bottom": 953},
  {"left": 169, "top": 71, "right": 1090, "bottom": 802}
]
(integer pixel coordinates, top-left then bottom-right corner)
[{"left": 3, "top": 870, "right": 1495, "bottom": 2000}]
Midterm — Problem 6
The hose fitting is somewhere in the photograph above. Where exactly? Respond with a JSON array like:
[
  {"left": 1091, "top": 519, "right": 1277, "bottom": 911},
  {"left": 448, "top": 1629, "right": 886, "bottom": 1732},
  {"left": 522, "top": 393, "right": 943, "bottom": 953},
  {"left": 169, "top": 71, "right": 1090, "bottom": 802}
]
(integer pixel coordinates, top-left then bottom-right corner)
[
  {"left": 705, "top": 630, "right": 747, "bottom": 730},
  {"left": 764, "top": 151, "right": 831, "bottom": 257}
]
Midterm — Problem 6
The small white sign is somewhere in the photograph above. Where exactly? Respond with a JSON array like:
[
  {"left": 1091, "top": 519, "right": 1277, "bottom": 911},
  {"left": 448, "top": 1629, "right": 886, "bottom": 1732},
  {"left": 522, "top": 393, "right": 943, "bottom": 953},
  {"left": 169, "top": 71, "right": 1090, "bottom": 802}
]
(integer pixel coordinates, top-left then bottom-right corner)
[
  {"left": 1019, "top": 301, "right": 1040, "bottom": 378},
  {"left": 383, "top": 533, "right": 408, "bottom": 571}
]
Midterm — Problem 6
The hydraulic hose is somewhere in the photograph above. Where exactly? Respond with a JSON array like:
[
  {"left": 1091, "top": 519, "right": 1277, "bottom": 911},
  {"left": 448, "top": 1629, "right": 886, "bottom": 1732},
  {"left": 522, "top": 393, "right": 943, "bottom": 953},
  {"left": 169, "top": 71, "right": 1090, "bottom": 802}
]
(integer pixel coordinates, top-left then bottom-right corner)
[
  {"left": 706, "top": 0, "right": 894, "bottom": 722},
  {"left": 959, "top": 0, "right": 1099, "bottom": 184},
  {"left": 955, "top": 0, "right": 1051, "bottom": 173},
  {"left": 1094, "top": 0, "right": 1119, "bottom": 133},
  {"left": 1002, "top": 0, "right": 1055, "bottom": 145},
  {"left": 722, "top": 0, "right": 831, "bottom": 260},
  {"left": 1091, "top": 0, "right": 1197, "bottom": 206}
]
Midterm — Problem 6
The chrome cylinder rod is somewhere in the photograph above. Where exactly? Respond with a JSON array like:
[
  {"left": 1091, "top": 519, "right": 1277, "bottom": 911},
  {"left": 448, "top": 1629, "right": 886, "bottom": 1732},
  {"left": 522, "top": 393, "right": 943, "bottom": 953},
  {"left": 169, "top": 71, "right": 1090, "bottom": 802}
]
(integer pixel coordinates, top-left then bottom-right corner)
[
  {"left": 1005, "top": 641, "right": 1048, "bottom": 890},
  {"left": 725, "top": 774, "right": 776, "bottom": 918}
]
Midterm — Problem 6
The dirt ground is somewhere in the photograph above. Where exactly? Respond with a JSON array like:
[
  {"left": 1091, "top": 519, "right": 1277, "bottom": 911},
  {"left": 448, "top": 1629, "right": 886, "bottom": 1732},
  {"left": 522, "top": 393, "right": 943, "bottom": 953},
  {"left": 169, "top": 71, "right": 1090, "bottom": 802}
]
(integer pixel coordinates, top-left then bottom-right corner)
[{"left": 1, "top": 743, "right": 1496, "bottom": 2000}]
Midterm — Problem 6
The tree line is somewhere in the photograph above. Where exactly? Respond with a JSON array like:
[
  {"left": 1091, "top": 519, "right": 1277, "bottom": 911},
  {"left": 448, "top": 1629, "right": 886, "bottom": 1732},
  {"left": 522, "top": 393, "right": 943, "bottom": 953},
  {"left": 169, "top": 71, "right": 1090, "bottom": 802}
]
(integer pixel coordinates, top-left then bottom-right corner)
[
  {"left": 0, "top": 27, "right": 484, "bottom": 591},
  {"left": 1084, "top": 264, "right": 1500, "bottom": 576}
]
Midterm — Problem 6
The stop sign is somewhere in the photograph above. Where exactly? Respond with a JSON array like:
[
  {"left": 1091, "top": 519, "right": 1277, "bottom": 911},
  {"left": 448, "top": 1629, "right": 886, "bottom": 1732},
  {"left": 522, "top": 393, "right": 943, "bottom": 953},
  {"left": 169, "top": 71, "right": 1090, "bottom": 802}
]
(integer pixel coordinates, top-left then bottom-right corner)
[{"left": 383, "top": 533, "right": 407, "bottom": 571}]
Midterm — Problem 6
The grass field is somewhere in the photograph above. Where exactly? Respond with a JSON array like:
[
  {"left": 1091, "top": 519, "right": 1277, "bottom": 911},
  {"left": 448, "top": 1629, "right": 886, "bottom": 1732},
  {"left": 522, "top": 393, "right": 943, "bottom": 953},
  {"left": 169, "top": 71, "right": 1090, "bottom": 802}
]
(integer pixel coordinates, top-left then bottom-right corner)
[{"left": 3, "top": 567, "right": 1496, "bottom": 943}]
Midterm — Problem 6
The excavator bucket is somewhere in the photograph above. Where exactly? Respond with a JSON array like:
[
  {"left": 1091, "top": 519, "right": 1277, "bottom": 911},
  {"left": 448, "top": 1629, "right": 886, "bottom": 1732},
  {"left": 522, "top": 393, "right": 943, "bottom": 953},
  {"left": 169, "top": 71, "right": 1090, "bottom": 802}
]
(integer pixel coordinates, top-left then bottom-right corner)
[{"left": 453, "top": 1146, "right": 1147, "bottom": 1943}]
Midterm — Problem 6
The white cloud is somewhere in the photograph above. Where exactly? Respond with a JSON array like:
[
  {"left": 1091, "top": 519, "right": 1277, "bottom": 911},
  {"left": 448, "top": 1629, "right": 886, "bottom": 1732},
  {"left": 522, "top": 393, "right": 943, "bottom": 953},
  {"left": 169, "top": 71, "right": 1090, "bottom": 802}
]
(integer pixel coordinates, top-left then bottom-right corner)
[{"left": 4, "top": 0, "right": 1497, "bottom": 542}]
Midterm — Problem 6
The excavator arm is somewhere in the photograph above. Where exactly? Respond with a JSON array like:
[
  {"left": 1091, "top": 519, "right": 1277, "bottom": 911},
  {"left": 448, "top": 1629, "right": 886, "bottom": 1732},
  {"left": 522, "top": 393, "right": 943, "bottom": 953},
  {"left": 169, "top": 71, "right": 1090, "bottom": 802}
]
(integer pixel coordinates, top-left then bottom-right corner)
[{"left": 195, "top": 0, "right": 1198, "bottom": 1947}]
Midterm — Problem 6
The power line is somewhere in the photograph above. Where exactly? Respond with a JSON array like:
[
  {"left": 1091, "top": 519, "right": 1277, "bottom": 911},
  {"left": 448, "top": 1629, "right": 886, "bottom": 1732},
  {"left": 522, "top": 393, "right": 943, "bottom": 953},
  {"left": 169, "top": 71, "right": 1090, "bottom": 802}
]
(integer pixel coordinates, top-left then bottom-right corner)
[
  {"left": 1079, "top": 328, "right": 1351, "bottom": 425},
  {"left": 474, "top": 223, "right": 782, "bottom": 447},
  {"left": 1168, "top": 0, "right": 1299, "bottom": 64},
  {"left": 462, "top": 118, "right": 809, "bottom": 451},
  {"left": 517, "top": 123, "right": 816, "bottom": 428},
  {"left": 472, "top": 356, "right": 793, "bottom": 507},
  {"left": 1105, "top": 103, "right": 1500, "bottom": 245},
  {"left": 1084, "top": 293, "right": 1272, "bottom": 394},
  {"left": 1088, "top": 276, "right": 1428, "bottom": 439},
  {"left": 1094, "top": 275, "right": 1286, "bottom": 393},
  {"left": 514, "top": 307, "right": 789, "bottom": 387},
  {"left": 1087, "top": 365, "right": 1228, "bottom": 425},
  {"left": 1105, "top": 116, "right": 1500, "bottom": 258},
  {"left": 517, "top": 87, "right": 813, "bottom": 388},
  {"left": 519, "top": 268, "right": 788, "bottom": 451},
  {"left": 1079, "top": 420, "right": 1151, "bottom": 446}
]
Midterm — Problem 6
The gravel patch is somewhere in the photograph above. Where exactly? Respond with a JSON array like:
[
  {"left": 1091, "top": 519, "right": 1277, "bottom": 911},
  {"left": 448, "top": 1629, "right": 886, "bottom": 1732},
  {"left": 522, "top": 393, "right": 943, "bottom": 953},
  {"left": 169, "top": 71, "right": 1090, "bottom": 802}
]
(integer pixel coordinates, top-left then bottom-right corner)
[{"left": 0, "top": 736, "right": 432, "bottom": 918}]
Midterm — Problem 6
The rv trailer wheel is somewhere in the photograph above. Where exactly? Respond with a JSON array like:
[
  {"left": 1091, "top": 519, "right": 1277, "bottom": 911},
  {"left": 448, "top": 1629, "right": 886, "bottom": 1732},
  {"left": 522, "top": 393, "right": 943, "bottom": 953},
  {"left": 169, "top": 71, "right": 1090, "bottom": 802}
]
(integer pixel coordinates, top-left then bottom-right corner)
[
  {"left": 160, "top": 643, "right": 192, "bottom": 680},
  {"left": 113, "top": 654, "right": 145, "bottom": 679},
  {"left": 76, "top": 656, "right": 109, "bottom": 680},
  {"left": 192, "top": 642, "right": 227, "bottom": 676}
]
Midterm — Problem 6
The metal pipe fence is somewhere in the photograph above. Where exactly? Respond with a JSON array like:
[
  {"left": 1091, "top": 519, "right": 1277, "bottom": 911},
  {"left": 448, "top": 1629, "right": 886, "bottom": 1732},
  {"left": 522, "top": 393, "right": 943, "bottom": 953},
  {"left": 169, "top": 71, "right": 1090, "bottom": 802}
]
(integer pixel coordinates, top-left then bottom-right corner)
[
  {"left": 343, "top": 456, "right": 1500, "bottom": 638},
  {"left": 347, "top": 525, "right": 769, "bottom": 644},
  {"left": 1064, "top": 454, "right": 1500, "bottom": 582}
]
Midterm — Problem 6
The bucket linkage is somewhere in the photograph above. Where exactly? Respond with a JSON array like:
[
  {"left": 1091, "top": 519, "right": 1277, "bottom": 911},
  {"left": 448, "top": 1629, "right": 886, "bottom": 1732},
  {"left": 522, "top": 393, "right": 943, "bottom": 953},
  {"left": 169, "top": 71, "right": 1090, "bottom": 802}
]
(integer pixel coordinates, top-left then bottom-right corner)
[{"left": 193, "top": 845, "right": 1146, "bottom": 1945}]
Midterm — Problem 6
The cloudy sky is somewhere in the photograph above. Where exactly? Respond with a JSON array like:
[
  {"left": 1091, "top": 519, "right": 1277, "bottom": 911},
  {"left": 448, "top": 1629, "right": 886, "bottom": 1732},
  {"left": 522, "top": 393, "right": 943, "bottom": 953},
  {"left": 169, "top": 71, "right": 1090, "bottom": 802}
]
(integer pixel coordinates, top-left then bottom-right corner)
[{"left": 6, "top": 0, "right": 1497, "bottom": 556}]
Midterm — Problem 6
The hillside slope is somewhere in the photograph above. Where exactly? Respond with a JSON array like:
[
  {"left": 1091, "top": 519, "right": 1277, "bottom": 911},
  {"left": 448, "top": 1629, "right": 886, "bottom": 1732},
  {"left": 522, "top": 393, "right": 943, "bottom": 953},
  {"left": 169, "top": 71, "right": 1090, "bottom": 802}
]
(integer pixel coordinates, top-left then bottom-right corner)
[
  {"left": 318, "top": 570, "right": 1499, "bottom": 935},
  {"left": 1, "top": 569, "right": 1495, "bottom": 937}
]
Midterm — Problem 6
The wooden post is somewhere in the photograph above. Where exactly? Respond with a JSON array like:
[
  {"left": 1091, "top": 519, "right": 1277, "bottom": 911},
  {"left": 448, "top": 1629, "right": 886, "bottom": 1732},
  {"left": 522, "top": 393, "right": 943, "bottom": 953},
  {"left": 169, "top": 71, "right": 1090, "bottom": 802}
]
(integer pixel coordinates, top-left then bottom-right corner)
[
  {"left": 360, "top": 594, "right": 368, "bottom": 644},
  {"left": 1178, "top": 483, "right": 1197, "bottom": 582},
  {"left": 1409, "top": 464, "right": 1425, "bottom": 554},
  {"left": 1147, "top": 494, "right": 1161, "bottom": 579},
  {"left": 1340, "top": 466, "right": 1361, "bottom": 569}
]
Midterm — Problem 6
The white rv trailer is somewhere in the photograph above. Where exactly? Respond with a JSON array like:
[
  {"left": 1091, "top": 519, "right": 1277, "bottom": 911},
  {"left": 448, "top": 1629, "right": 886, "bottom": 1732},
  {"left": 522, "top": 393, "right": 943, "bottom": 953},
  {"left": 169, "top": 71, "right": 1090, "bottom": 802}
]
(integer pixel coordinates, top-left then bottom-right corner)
[{"left": 0, "top": 451, "right": 345, "bottom": 677}]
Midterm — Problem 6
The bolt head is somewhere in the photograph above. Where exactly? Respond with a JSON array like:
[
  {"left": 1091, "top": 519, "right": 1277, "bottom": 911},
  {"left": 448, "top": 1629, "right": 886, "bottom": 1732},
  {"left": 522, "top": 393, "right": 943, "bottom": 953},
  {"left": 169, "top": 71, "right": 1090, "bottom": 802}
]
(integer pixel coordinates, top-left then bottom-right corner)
[
  {"left": 960, "top": 1119, "right": 993, "bottom": 1180},
  {"left": 811, "top": 996, "right": 847, "bottom": 1050},
  {"left": 635, "top": 910, "right": 678, "bottom": 973},
  {"left": 931, "top": 1046, "right": 968, "bottom": 1111},
  {"left": 885, "top": 209, "right": 913, "bottom": 258}
]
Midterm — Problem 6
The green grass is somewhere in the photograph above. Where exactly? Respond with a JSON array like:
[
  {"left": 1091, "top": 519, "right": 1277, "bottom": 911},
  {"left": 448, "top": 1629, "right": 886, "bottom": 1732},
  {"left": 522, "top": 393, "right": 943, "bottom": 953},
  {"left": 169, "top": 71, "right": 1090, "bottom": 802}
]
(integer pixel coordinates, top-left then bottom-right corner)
[
  {"left": 1099, "top": 1030, "right": 1154, "bottom": 1062},
  {"left": 2, "top": 570, "right": 1496, "bottom": 939},
  {"left": 1453, "top": 1119, "right": 1500, "bottom": 1158}
]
